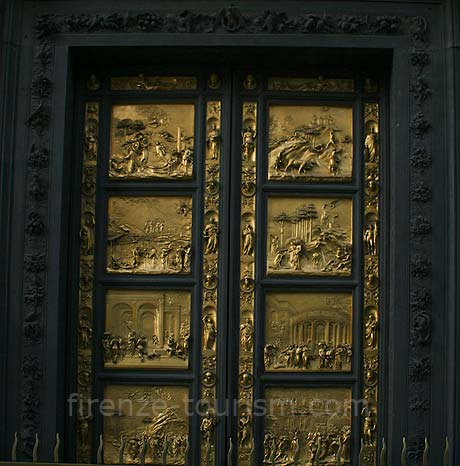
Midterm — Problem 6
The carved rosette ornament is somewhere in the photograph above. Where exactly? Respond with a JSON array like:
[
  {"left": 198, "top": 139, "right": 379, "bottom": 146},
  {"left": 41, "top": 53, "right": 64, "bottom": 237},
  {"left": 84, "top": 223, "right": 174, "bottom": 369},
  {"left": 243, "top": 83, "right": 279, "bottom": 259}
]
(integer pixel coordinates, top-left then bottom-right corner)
[
  {"left": 238, "top": 102, "right": 257, "bottom": 465},
  {"left": 76, "top": 103, "right": 99, "bottom": 462},
  {"left": 362, "top": 102, "right": 381, "bottom": 466},
  {"left": 201, "top": 100, "right": 222, "bottom": 465}
]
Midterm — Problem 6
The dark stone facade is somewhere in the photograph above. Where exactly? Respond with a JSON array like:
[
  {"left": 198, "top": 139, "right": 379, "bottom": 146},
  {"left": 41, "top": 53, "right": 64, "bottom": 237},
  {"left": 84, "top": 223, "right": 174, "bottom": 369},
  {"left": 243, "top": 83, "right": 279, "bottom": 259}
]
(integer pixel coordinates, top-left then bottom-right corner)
[{"left": 0, "top": 0, "right": 459, "bottom": 465}]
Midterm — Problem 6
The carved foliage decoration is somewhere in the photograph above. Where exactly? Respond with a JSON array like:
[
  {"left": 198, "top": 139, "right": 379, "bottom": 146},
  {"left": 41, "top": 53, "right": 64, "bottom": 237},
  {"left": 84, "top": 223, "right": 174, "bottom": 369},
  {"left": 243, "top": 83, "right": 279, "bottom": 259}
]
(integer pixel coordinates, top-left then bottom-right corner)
[
  {"left": 34, "top": 11, "right": 430, "bottom": 37},
  {"left": 20, "top": 30, "right": 56, "bottom": 458},
  {"left": 407, "top": 14, "right": 432, "bottom": 466}
]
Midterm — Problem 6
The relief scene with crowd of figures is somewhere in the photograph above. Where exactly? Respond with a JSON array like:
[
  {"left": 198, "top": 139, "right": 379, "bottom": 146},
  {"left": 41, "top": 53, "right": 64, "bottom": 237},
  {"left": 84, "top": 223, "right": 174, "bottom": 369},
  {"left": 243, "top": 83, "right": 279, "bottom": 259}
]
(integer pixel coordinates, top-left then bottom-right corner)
[
  {"left": 268, "top": 105, "right": 353, "bottom": 182},
  {"left": 103, "top": 290, "right": 191, "bottom": 369},
  {"left": 267, "top": 197, "right": 353, "bottom": 276},
  {"left": 103, "top": 385, "right": 189, "bottom": 465},
  {"left": 109, "top": 103, "right": 195, "bottom": 180},
  {"left": 265, "top": 292, "right": 353, "bottom": 372},
  {"left": 107, "top": 196, "right": 192, "bottom": 274},
  {"left": 264, "top": 388, "right": 351, "bottom": 466}
]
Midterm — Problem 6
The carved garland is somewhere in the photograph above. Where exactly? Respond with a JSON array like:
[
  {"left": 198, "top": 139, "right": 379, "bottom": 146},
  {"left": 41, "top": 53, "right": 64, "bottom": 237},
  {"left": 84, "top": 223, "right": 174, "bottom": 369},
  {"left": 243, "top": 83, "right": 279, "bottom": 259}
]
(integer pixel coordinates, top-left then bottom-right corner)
[
  {"left": 407, "top": 22, "right": 432, "bottom": 466},
  {"left": 22, "top": 7, "right": 432, "bottom": 462},
  {"left": 21, "top": 37, "right": 54, "bottom": 457}
]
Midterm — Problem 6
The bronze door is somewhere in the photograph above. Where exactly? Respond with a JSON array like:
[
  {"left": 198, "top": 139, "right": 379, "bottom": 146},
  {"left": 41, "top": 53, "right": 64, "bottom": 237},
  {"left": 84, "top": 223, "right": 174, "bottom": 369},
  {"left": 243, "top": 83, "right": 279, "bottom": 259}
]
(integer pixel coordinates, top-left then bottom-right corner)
[{"left": 74, "top": 71, "right": 382, "bottom": 466}]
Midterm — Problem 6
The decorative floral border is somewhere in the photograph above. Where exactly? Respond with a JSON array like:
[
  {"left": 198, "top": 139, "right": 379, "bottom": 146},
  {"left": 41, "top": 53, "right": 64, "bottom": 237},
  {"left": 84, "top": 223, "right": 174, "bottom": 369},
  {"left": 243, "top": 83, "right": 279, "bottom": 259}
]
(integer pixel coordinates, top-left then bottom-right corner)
[
  {"left": 20, "top": 7, "right": 432, "bottom": 464},
  {"left": 407, "top": 24, "right": 433, "bottom": 465}
]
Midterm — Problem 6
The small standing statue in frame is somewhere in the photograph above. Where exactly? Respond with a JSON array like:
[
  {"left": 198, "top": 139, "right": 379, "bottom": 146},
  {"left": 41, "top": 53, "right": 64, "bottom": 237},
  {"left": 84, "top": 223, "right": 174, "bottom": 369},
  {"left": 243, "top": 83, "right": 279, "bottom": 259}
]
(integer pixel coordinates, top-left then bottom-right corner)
[
  {"left": 242, "top": 126, "right": 256, "bottom": 160},
  {"left": 207, "top": 123, "right": 221, "bottom": 160}
]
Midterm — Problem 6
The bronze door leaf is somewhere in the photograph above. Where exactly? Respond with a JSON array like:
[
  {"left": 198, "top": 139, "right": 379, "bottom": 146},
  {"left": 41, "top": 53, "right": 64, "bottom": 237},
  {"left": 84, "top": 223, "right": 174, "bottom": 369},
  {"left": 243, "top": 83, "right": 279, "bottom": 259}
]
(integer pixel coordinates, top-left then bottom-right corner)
[{"left": 74, "top": 72, "right": 381, "bottom": 466}]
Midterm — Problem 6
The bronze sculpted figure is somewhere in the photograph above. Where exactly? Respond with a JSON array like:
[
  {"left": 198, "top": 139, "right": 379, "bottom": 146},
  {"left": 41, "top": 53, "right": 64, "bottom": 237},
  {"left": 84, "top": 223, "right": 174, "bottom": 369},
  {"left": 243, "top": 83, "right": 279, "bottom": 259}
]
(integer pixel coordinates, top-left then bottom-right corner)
[
  {"left": 203, "top": 218, "right": 219, "bottom": 255},
  {"left": 241, "top": 223, "right": 254, "bottom": 255},
  {"left": 240, "top": 318, "right": 253, "bottom": 352},
  {"left": 207, "top": 123, "right": 221, "bottom": 160},
  {"left": 203, "top": 315, "right": 217, "bottom": 351}
]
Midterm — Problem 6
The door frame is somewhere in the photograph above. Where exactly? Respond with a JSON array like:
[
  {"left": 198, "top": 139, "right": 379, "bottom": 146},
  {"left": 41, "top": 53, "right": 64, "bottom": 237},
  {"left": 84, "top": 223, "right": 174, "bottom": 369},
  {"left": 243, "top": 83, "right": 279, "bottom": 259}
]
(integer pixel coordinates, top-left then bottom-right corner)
[{"left": 1, "top": 4, "right": 446, "bottom": 465}]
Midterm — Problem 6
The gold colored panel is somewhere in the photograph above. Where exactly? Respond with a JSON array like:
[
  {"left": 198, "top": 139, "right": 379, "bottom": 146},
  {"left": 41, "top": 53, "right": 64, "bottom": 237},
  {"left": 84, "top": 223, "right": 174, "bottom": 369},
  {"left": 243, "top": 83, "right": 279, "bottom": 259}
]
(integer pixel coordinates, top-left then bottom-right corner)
[
  {"left": 103, "top": 290, "right": 191, "bottom": 369},
  {"left": 107, "top": 196, "right": 192, "bottom": 274},
  {"left": 268, "top": 77, "right": 354, "bottom": 93},
  {"left": 109, "top": 104, "right": 195, "bottom": 180},
  {"left": 238, "top": 102, "right": 257, "bottom": 466},
  {"left": 361, "top": 102, "right": 380, "bottom": 465},
  {"left": 264, "top": 387, "right": 352, "bottom": 465},
  {"left": 268, "top": 105, "right": 353, "bottom": 182},
  {"left": 267, "top": 197, "right": 353, "bottom": 276},
  {"left": 111, "top": 76, "right": 197, "bottom": 91},
  {"left": 200, "top": 101, "right": 222, "bottom": 465},
  {"left": 265, "top": 292, "right": 352, "bottom": 372},
  {"left": 103, "top": 385, "right": 189, "bottom": 465}
]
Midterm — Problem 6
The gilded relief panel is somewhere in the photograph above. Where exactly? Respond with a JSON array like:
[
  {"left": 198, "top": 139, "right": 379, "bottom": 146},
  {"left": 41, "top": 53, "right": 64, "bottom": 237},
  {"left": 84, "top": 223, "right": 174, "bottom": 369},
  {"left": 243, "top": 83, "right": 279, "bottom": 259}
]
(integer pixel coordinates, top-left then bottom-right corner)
[
  {"left": 265, "top": 292, "right": 352, "bottom": 372},
  {"left": 103, "top": 290, "right": 191, "bottom": 369},
  {"left": 267, "top": 77, "right": 354, "bottom": 93},
  {"left": 267, "top": 197, "right": 353, "bottom": 276},
  {"left": 109, "top": 104, "right": 194, "bottom": 180},
  {"left": 107, "top": 196, "right": 192, "bottom": 274},
  {"left": 111, "top": 76, "right": 197, "bottom": 91},
  {"left": 264, "top": 387, "right": 352, "bottom": 465},
  {"left": 268, "top": 105, "right": 353, "bottom": 182},
  {"left": 103, "top": 385, "right": 189, "bottom": 465}
]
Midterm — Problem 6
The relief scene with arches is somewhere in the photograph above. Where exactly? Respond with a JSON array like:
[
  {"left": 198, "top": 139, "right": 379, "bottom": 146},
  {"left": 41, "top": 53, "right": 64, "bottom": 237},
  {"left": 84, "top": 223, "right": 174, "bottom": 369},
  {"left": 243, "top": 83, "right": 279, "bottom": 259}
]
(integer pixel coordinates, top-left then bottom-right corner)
[
  {"left": 267, "top": 197, "right": 353, "bottom": 276},
  {"left": 268, "top": 105, "right": 353, "bottom": 182},
  {"left": 265, "top": 292, "right": 353, "bottom": 372},
  {"left": 103, "top": 290, "right": 191, "bottom": 369}
]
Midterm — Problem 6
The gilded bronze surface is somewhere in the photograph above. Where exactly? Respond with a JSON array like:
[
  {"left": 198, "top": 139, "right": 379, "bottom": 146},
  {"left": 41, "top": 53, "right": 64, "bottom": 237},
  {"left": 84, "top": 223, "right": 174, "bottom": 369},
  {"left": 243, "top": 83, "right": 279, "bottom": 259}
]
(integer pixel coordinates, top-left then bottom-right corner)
[
  {"left": 238, "top": 102, "right": 257, "bottom": 466},
  {"left": 107, "top": 196, "right": 192, "bottom": 274},
  {"left": 264, "top": 387, "right": 352, "bottom": 465},
  {"left": 103, "top": 290, "right": 191, "bottom": 369},
  {"left": 361, "top": 102, "right": 380, "bottom": 465},
  {"left": 103, "top": 385, "right": 189, "bottom": 465},
  {"left": 111, "top": 76, "right": 197, "bottom": 91},
  {"left": 267, "top": 77, "right": 354, "bottom": 93},
  {"left": 265, "top": 292, "right": 352, "bottom": 372},
  {"left": 200, "top": 101, "right": 222, "bottom": 466},
  {"left": 76, "top": 102, "right": 99, "bottom": 463},
  {"left": 267, "top": 197, "right": 353, "bottom": 276},
  {"left": 268, "top": 105, "right": 353, "bottom": 181},
  {"left": 109, "top": 104, "right": 194, "bottom": 180}
]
